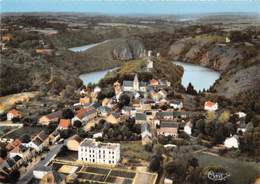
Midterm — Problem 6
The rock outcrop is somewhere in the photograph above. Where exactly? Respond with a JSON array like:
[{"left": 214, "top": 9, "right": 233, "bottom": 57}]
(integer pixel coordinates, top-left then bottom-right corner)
[{"left": 168, "top": 36, "right": 244, "bottom": 72}]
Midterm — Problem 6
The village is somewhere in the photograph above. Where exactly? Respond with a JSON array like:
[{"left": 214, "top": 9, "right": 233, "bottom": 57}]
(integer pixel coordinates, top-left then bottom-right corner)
[
  {"left": 0, "top": 49, "right": 252, "bottom": 184},
  {"left": 0, "top": 8, "right": 260, "bottom": 184}
]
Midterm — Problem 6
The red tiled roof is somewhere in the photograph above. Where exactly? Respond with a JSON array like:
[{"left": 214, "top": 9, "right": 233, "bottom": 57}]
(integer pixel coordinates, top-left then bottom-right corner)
[
  {"left": 45, "top": 110, "right": 62, "bottom": 120},
  {"left": 59, "top": 119, "right": 71, "bottom": 129},
  {"left": 8, "top": 109, "right": 21, "bottom": 117},
  {"left": 149, "top": 79, "right": 158, "bottom": 85},
  {"left": 76, "top": 108, "right": 96, "bottom": 119},
  {"left": 205, "top": 101, "right": 215, "bottom": 107},
  {"left": 6, "top": 139, "right": 21, "bottom": 151}
]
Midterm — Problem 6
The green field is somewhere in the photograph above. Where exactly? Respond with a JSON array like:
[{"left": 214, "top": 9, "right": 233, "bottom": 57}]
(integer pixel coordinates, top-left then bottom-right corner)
[
  {"left": 121, "top": 142, "right": 150, "bottom": 162},
  {"left": 195, "top": 153, "right": 260, "bottom": 184}
]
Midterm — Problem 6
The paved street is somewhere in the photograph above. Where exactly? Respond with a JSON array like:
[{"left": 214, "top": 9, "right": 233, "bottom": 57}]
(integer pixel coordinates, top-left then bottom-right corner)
[{"left": 18, "top": 144, "right": 64, "bottom": 184}]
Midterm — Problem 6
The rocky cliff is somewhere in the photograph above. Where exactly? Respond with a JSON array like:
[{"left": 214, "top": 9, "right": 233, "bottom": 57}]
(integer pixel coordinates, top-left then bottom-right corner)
[
  {"left": 0, "top": 37, "right": 145, "bottom": 97},
  {"left": 167, "top": 35, "right": 260, "bottom": 101},
  {"left": 168, "top": 36, "right": 246, "bottom": 72}
]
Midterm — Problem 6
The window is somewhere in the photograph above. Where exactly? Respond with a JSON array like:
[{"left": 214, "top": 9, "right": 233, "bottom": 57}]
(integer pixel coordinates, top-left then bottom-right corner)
[{"left": 109, "top": 160, "right": 111, "bottom": 164}]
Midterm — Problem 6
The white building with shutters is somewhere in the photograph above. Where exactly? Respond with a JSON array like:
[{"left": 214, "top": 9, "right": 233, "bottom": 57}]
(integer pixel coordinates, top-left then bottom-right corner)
[{"left": 78, "top": 138, "right": 120, "bottom": 165}]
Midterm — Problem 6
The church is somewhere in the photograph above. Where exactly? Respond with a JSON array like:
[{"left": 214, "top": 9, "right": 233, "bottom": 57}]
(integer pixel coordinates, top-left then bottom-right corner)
[{"left": 122, "top": 74, "right": 147, "bottom": 92}]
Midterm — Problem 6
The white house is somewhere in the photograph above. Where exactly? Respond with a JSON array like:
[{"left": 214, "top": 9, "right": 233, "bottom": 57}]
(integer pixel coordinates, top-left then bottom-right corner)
[
  {"left": 184, "top": 121, "right": 192, "bottom": 136},
  {"left": 78, "top": 138, "right": 120, "bottom": 165},
  {"left": 170, "top": 100, "right": 183, "bottom": 110},
  {"left": 122, "top": 74, "right": 147, "bottom": 92},
  {"left": 93, "top": 132, "right": 103, "bottom": 139},
  {"left": 141, "top": 122, "right": 152, "bottom": 145},
  {"left": 226, "top": 36, "right": 231, "bottom": 43},
  {"left": 148, "top": 50, "right": 152, "bottom": 57},
  {"left": 94, "top": 86, "right": 101, "bottom": 93},
  {"left": 147, "top": 59, "right": 153, "bottom": 72},
  {"left": 224, "top": 135, "right": 239, "bottom": 149},
  {"left": 204, "top": 101, "right": 218, "bottom": 111},
  {"left": 33, "top": 166, "right": 52, "bottom": 179},
  {"left": 7, "top": 109, "right": 22, "bottom": 121},
  {"left": 28, "top": 138, "right": 43, "bottom": 152},
  {"left": 235, "top": 112, "right": 246, "bottom": 119}
]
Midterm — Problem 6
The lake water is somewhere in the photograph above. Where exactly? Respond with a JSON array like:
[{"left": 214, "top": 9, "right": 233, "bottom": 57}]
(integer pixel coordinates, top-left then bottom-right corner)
[
  {"left": 68, "top": 40, "right": 109, "bottom": 52},
  {"left": 173, "top": 61, "right": 220, "bottom": 91},
  {"left": 79, "top": 68, "right": 118, "bottom": 85}
]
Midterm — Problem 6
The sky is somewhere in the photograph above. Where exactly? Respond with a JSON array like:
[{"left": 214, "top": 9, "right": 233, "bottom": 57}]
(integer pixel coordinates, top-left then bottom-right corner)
[{"left": 1, "top": 0, "right": 260, "bottom": 15}]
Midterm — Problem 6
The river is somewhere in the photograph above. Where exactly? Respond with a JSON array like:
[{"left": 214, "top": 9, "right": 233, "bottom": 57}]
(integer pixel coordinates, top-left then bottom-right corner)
[
  {"left": 173, "top": 61, "right": 220, "bottom": 91},
  {"left": 79, "top": 68, "right": 118, "bottom": 85}
]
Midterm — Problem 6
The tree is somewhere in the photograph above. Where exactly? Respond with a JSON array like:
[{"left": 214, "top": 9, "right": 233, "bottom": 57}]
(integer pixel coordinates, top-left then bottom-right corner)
[
  {"left": 206, "top": 111, "right": 216, "bottom": 122},
  {"left": 205, "top": 121, "right": 215, "bottom": 136},
  {"left": 8, "top": 170, "right": 20, "bottom": 182},
  {"left": 118, "top": 94, "right": 130, "bottom": 108},
  {"left": 186, "top": 82, "right": 197, "bottom": 95},
  {"left": 188, "top": 157, "right": 199, "bottom": 168},
  {"left": 149, "top": 155, "right": 160, "bottom": 172},
  {"left": 218, "top": 111, "right": 230, "bottom": 123},
  {"left": 195, "top": 119, "right": 205, "bottom": 134},
  {"left": 74, "top": 120, "right": 82, "bottom": 134},
  {"left": 153, "top": 144, "right": 164, "bottom": 157},
  {"left": 213, "top": 123, "right": 228, "bottom": 144},
  {"left": 59, "top": 145, "right": 68, "bottom": 156},
  {"left": 44, "top": 122, "right": 57, "bottom": 134},
  {"left": 0, "top": 148, "right": 7, "bottom": 159},
  {"left": 62, "top": 108, "right": 74, "bottom": 119},
  {"left": 60, "top": 129, "right": 71, "bottom": 139}
]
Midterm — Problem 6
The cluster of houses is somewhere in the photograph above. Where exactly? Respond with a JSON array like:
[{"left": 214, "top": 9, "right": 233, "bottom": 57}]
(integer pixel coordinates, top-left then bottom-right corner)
[
  {"left": 0, "top": 128, "right": 60, "bottom": 182},
  {"left": 44, "top": 55, "right": 194, "bottom": 166}
]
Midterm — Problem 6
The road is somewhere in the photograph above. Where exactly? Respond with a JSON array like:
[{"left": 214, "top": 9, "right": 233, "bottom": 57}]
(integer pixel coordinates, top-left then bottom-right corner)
[{"left": 18, "top": 143, "right": 64, "bottom": 184}]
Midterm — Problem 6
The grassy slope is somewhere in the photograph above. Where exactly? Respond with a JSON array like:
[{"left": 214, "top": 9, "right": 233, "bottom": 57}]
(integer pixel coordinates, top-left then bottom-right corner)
[
  {"left": 195, "top": 153, "right": 260, "bottom": 184},
  {"left": 102, "top": 58, "right": 183, "bottom": 88},
  {"left": 0, "top": 91, "right": 40, "bottom": 112}
]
